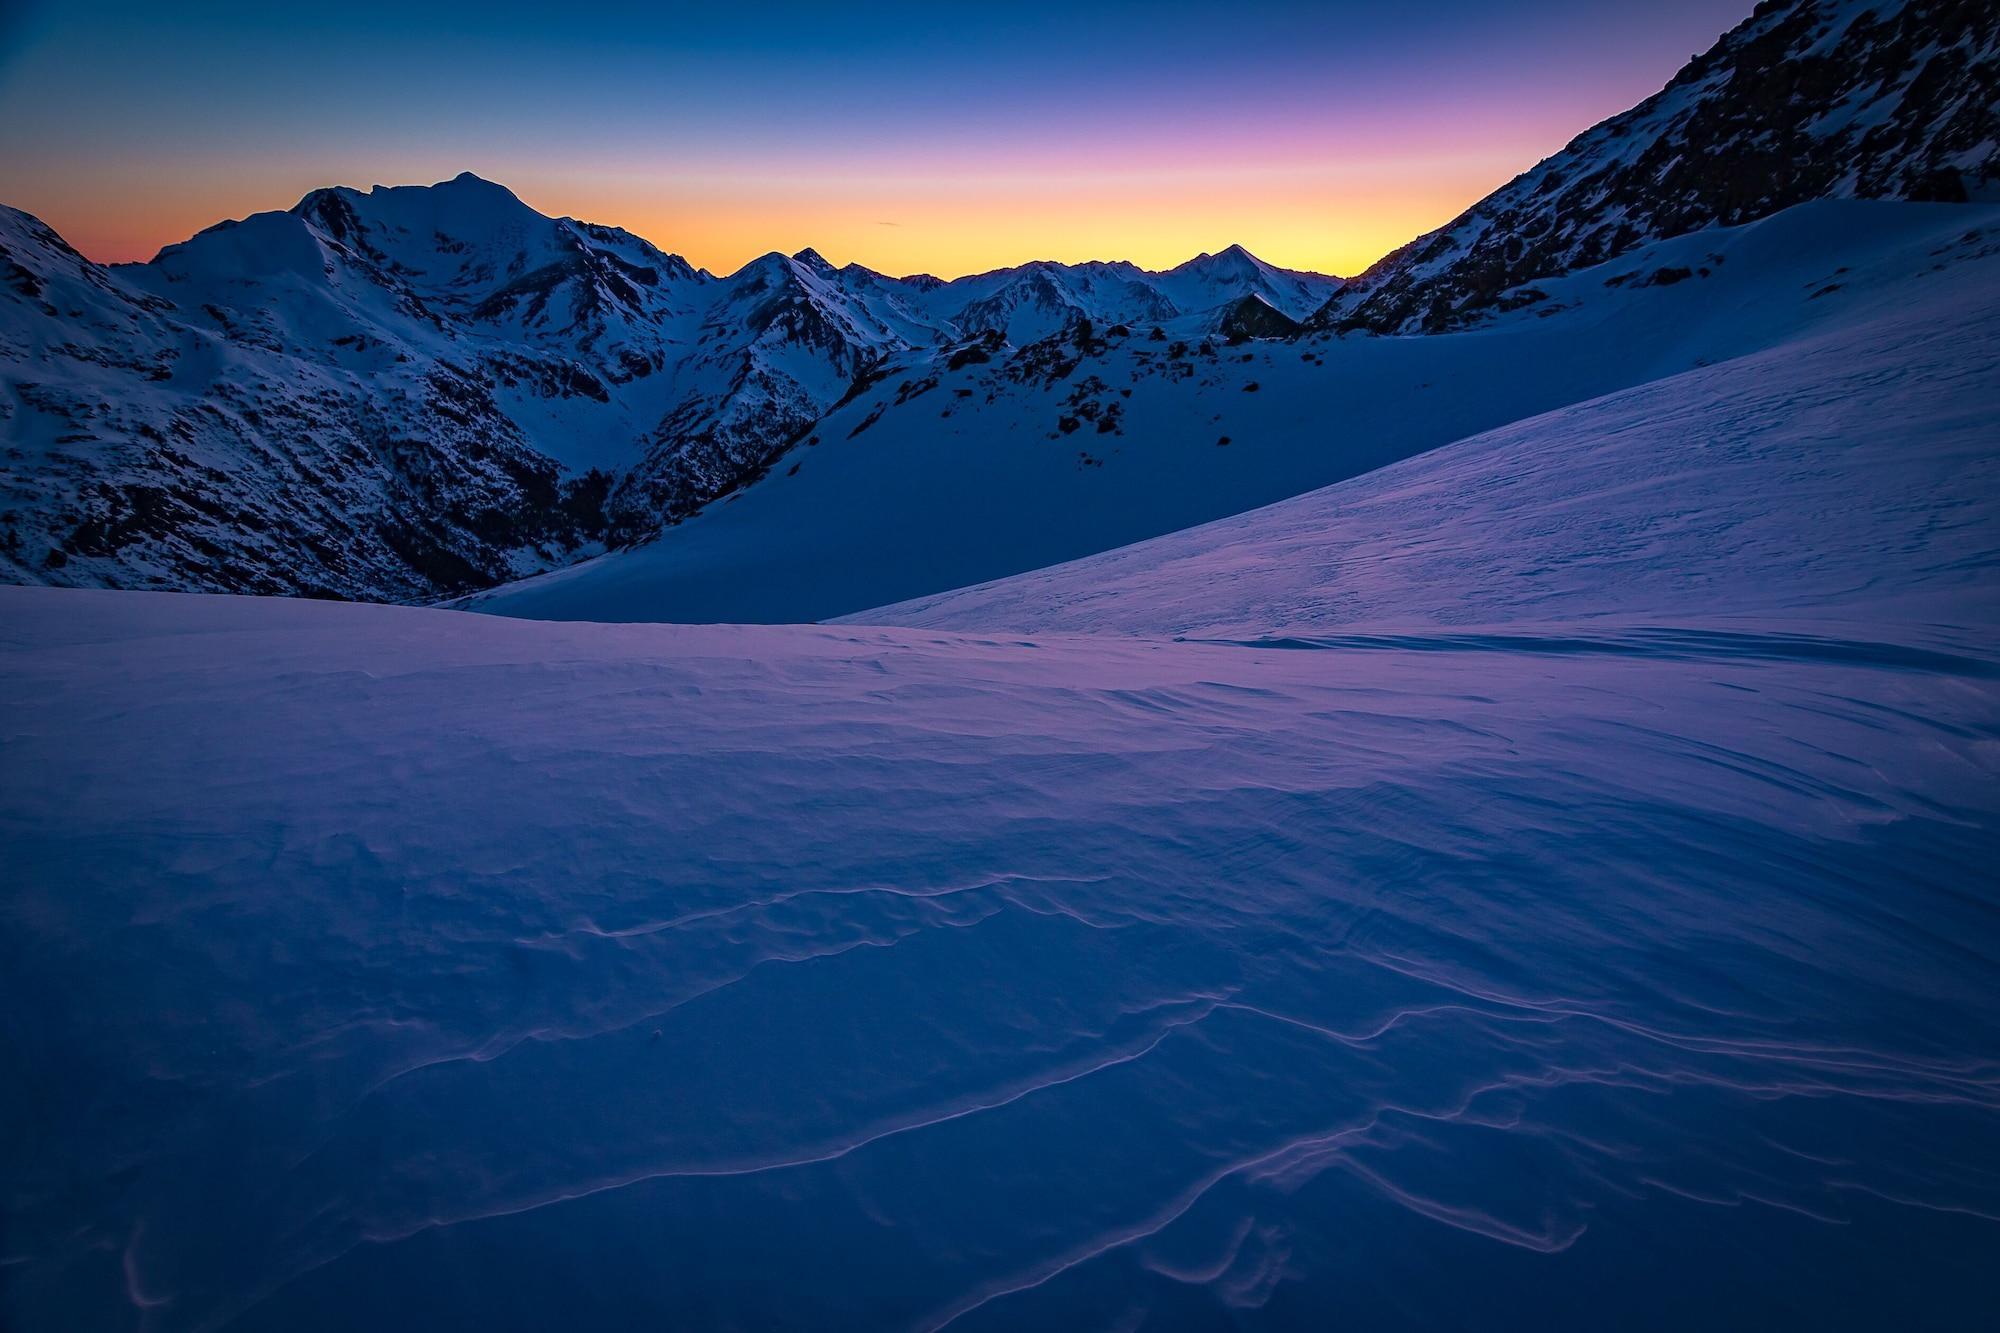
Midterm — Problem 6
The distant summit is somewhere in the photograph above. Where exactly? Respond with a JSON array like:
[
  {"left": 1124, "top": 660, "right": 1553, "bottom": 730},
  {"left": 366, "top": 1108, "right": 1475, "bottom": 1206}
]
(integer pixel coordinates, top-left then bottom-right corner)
[
  {"left": 1176, "top": 243, "right": 1261, "bottom": 274},
  {"left": 790, "top": 247, "right": 838, "bottom": 276}
]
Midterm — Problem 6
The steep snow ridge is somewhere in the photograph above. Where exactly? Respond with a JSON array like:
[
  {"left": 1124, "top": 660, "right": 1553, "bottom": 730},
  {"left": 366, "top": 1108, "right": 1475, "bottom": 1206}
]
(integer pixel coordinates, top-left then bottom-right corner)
[
  {"left": 1314, "top": 0, "right": 2000, "bottom": 334},
  {"left": 4, "top": 245, "right": 1997, "bottom": 1323},
  {"left": 0, "top": 204, "right": 180, "bottom": 364},
  {"left": 145, "top": 209, "right": 343, "bottom": 289},
  {"left": 0, "top": 176, "right": 1337, "bottom": 599},
  {"left": 467, "top": 200, "right": 1994, "bottom": 625}
]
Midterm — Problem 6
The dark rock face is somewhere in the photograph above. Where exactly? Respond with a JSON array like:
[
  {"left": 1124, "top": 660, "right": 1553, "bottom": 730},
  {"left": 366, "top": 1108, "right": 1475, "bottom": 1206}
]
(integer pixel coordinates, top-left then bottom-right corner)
[
  {"left": 1312, "top": 0, "right": 2000, "bottom": 335},
  {"left": 1216, "top": 294, "right": 1302, "bottom": 341}
]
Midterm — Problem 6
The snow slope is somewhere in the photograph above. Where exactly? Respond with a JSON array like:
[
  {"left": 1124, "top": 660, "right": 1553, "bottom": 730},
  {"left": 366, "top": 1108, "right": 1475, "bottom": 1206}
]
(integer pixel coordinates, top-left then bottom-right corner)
[
  {"left": 467, "top": 200, "right": 1997, "bottom": 624},
  {"left": 854, "top": 214, "right": 2000, "bottom": 640},
  {"left": 3, "top": 202, "right": 1997, "bottom": 1328}
]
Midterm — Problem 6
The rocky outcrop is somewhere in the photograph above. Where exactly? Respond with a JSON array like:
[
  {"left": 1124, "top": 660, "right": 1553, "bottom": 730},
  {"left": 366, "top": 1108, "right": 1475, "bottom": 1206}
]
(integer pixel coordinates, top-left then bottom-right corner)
[
  {"left": 1312, "top": 0, "right": 2000, "bottom": 335},
  {"left": 1216, "top": 293, "right": 1301, "bottom": 341}
]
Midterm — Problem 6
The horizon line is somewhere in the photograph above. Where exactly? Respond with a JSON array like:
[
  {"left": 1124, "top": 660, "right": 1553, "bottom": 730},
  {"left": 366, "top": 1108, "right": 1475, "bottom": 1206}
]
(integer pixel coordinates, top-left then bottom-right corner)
[{"left": 54, "top": 172, "right": 1363, "bottom": 284}]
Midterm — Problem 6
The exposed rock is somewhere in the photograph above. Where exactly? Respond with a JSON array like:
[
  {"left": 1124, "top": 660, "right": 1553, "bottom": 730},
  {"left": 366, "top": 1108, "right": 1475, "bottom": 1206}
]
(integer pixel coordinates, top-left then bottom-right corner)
[{"left": 1311, "top": 0, "right": 2000, "bottom": 335}]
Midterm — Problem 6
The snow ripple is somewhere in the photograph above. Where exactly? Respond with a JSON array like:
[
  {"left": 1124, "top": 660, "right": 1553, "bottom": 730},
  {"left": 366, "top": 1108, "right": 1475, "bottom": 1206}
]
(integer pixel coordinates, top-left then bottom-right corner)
[{"left": 2, "top": 588, "right": 1997, "bottom": 1330}]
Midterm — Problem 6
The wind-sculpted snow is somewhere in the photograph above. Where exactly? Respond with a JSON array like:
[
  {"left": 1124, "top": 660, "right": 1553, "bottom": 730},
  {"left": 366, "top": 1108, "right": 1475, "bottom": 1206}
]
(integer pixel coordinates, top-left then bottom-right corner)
[
  {"left": 2, "top": 582, "right": 1996, "bottom": 1330},
  {"left": 7, "top": 204, "right": 2000, "bottom": 1333}
]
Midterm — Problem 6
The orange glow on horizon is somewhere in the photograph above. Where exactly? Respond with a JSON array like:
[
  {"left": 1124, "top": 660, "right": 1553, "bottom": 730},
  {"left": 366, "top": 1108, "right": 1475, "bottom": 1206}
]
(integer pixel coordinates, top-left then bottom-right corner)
[
  {"left": 0, "top": 1, "right": 1763, "bottom": 281},
  {"left": 18, "top": 162, "right": 1515, "bottom": 281}
]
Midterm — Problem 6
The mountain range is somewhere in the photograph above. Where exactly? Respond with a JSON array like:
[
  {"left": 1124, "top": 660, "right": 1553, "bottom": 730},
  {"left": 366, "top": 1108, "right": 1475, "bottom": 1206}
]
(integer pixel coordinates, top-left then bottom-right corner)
[
  {"left": 0, "top": 182, "right": 1334, "bottom": 601},
  {"left": 2, "top": 0, "right": 1995, "bottom": 611}
]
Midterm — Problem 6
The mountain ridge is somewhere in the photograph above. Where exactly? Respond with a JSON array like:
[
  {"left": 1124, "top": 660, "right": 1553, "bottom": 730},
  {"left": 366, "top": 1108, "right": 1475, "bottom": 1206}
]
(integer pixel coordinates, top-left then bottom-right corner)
[
  {"left": 0, "top": 181, "right": 1338, "bottom": 599},
  {"left": 1310, "top": 0, "right": 1999, "bottom": 334}
]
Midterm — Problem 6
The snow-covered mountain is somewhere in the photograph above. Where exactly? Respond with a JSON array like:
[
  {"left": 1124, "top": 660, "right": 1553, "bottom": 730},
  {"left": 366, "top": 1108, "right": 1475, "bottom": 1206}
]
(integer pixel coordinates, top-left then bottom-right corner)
[
  {"left": 468, "top": 201, "right": 1999, "bottom": 623},
  {"left": 463, "top": 0, "right": 2000, "bottom": 624},
  {"left": 0, "top": 192, "right": 616, "bottom": 601},
  {"left": 1154, "top": 244, "right": 1337, "bottom": 323},
  {"left": 856, "top": 219, "right": 2000, "bottom": 640},
  {"left": 1312, "top": 0, "right": 2000, "bottom": 334},
  {"left": 5, "top": 183, "right": 1995, "bottom": 1328},
  {"left": 3, "top": 4, "right": 1997, "bottom": 1325},
  {"left": 1, "top": 176, "right": 1332, "bottom": 598}
]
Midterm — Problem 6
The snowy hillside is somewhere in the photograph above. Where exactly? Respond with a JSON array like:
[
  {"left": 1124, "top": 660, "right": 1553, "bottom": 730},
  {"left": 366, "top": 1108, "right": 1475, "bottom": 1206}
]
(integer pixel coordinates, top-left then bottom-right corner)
[
  {"left": 1314, "top": 0, "right": 2000, "bottom": 334},
  {"left": 857, "top": 215, "right": 2000, "bottom": 639},
  {"left": 467, "top": 199, "right": 1998, "bottom": 624},
  {"left": 1, "top": 177, "right": 1331, "bottom": 599},
  {"left": 4, "top": 234, "right": 1996, "bottom": 1326}
]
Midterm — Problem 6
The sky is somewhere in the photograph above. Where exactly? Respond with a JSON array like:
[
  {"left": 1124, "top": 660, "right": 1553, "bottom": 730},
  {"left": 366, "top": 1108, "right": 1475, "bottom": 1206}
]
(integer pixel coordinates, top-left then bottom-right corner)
[{"left": 0, "top": 0, "right": 1757, "bottom": 279}]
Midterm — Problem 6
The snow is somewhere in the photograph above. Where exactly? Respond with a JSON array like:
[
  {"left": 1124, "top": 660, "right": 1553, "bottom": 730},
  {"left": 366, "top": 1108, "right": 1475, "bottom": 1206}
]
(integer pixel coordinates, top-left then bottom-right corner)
[
  {"left": 6, "top": 4, "right": 2000, "bottom": 1316},
  {"left": 3, "top": 176, "right": 1340, "bottom": 598},
  {"left": 467, "top": 200, "right": 1999, "bottom": 626},
  {"left": 3, "top": 196, "right": 1997, "bottom": 1329},
  {"left": 853, "top": 224, "right": 2000, "bottom": 641},
  {"left": 1152, "top": 243, "right": 1338, "bottom": 321}
]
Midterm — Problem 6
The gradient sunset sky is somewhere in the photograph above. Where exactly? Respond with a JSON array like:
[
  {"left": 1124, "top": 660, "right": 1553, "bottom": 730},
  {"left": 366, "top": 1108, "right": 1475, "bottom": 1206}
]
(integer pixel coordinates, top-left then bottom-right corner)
[{"left": 0, "top": 0, "right": 1756, "bottom": 278}]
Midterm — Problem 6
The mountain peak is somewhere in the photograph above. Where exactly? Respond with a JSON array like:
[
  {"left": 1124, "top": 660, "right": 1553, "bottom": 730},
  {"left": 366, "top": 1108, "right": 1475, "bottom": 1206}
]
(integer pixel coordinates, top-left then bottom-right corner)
[
  {"left": 791, "top": 247, "right": 837, "bottom": 275},
  {"left": 1174, "top": 244, "right": 1266, "bottom": 278},
  {"left": 423, "top": 171, "right": 528, "bottom": 206}
]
